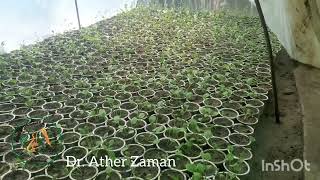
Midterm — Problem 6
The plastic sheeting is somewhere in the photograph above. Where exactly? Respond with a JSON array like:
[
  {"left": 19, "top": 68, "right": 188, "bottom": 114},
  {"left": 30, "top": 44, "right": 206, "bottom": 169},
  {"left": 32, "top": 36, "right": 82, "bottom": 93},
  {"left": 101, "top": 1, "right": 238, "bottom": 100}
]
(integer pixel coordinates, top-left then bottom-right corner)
[{"left": 256, "top": 0, "right": 320, "bottom": 68}]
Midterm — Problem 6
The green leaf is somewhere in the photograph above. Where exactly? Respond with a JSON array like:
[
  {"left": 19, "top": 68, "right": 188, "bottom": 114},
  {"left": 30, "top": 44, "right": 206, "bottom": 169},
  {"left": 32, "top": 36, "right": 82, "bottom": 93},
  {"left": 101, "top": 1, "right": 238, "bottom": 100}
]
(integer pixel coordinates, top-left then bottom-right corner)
[{"left": 201, "top": 152, "right": 212, "bottom": 161}]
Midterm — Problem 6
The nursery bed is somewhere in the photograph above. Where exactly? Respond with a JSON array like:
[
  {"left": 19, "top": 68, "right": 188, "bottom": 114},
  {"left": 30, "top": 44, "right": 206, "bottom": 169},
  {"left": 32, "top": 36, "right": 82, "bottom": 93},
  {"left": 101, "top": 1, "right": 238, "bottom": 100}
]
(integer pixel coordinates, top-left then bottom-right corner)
[{"left": 0, "top": 7, "right": 280, "bottom": 180}]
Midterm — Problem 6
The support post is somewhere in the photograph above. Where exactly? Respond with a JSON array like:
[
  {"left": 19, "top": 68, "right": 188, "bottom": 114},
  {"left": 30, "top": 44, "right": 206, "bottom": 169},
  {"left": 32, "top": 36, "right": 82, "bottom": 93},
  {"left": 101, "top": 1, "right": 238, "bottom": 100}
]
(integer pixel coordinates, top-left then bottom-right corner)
[
  {"left": 74, "top": 0, "right": 81, "bottom": 29},
  {"left": 254, "top": 0, "right": 280, "bottom": 123}
]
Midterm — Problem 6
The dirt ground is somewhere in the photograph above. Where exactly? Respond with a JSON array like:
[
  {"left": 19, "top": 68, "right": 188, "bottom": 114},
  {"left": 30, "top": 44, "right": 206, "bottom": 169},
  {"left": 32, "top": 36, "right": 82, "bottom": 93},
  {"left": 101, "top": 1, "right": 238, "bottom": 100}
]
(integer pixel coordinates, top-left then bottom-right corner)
[{"left": 244, "top": 50, "right": 304, "bottom": 180}]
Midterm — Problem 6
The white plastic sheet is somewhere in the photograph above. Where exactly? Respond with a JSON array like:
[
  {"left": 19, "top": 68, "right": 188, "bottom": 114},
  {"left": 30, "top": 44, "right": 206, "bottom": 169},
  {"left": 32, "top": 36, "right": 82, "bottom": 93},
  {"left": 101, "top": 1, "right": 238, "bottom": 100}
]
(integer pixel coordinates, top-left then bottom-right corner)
[{"left": 254, "top": 0, "right": 320, "bottom": 68}]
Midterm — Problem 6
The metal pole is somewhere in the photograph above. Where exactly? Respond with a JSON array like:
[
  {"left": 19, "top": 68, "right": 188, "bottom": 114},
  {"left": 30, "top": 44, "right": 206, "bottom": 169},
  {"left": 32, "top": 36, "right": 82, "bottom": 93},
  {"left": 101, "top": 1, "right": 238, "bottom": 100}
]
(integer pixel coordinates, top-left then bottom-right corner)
[
  {"left": 74, "top": 0, "right": 81, "bottom": 29},
  {"left": 254, "top": 0, "right": 280, "bottom": 123}
]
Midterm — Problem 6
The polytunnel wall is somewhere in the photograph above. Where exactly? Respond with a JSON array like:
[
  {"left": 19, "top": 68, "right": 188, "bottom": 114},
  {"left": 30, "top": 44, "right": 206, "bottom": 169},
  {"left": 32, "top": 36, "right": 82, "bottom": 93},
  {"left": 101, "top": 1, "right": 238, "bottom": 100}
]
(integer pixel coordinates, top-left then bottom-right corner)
[{"left": 258, "top": 0, "right": 320, "bottom": 68}]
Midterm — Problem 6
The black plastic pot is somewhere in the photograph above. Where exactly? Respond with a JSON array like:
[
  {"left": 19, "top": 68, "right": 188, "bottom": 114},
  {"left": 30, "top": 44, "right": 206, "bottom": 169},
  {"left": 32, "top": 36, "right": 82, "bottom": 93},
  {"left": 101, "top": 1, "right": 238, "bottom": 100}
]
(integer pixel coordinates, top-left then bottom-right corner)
[
  {"left": 167, "top": 99, "right": 184, "bottom": 109},
  {"left": 59, "top": 132, "right": 81, "bottom": 147},
  {"left": 42, "top": 101, "right": 63, "bottom": 111},
  {"left": 115, "top": 127, "right": 137, "bottom": 142},
  {"left": 102, "top": 137, "right": 125, "bottom": 153},
  {"left": 39, "top": 141, "right": 65, "bottom": 158},
  {"left": 232, "top": 123, "right": 254, "bottom": 135},
  {"left": 182, "top": 102, "right": 200, "bottom": 112},
  {"left": 199, "top": 106, "right": 219, "bottom": 118},
  {"left": 212, "top": 117, "right": 234, "bottom": 128},
  {"left": 203, "top": 98, "right": 222, "bottom": 108},
  {"left": 124, "top": 85, "right": 140, "bottom": 94},
  {"left": 156, "top": 137, "right": 180, "bottom": 154},
  {"left": 89, "top": 95, "right": 105, "bottom": 104},
  {"left": 62, "top": 88, "right": 79, "bottom": 97},
  {"left": 167, "top": 154, "right": 192, "bottom": 172},
  {"left": 186, "top": 94, "right": 204, "bottom": 104},
  {"left": 223, "top": 159, "right": 250, "bottom": 176},
  {"left": 135, "top": 132, "right": 158, "bottom": 147},
  {"left": 3, "top": 148, "right": 31, "bottom": 165},
  {"left": 43, "top": 113, "right": 63, "bottom": 125},
  {"left": 65, "top": 98, "right": 84, "bottom": 107},
  {"left": 87, "top": 115, "right": 107, "bottom": 126},
  {"left": 85, "top": 148, "right": 110, "bottom": 165},
  {"left": 106, "top": 117, "right": 126, "bottom": 128},
  {"left": 228, "top": 133, "right": 251, "bottom": 146},
  {"left": 228, "top": 145, "right": 253, "bottom": 160},
  {"left": 121, "top": 144, "right": 145, "bottom": 158},
  {"left": 2, "top": 169, "right": 31, "bottom": 180},
  {"left": 76, "top": 91, "right": 93, "bottom": 100},
  {"left": 95, "top": 170, "right": 122, "bottom": 180},
  {"left": 114, "top": 92, "right": 132, "bottom": 101},
  {"left": 120, "top": 102, "right": 138, "bottom": 111},
  {"left": 179, "top": 143, "right": 202, "bottom": 159},
  {"left": 132, "top": 165, "right": 160, "bottom": 180},
  {"left": 48, "top": 84, "right": 65, "bottom": 93},
  {"left": 219, "top": 108, "right": 239, "bottom": 120},
  {"left": 110, "top": 109, "right": 129, "bottom": 119},
  {"left": 74, "top": 122, "right": 96, "bottom": 136},
  {"left": 23, "top": 121, "right": 45, "bottom": 134},
  {"left": 0, "top": 113, "right": 15, "bottom": 123},
  {"left": 215, "top": 172, "right": 240, "bottom": 180},
  {"left": 69, "top": 110, "right": 89, "bottom": 122},
  {"left": 78, "top": 102, "right": 97, "bottom": 111},
  {"left": 145, "top": 123, "right": 166, "bottom": 138},
  {"left": 93, "top": 126, "right": 116, "bottom": 138},
  {"left": 148, "top": 114, "right": 170, "bottom": 124},
  {"left": 0, "top": 103, "right": 16, "bottom": 113},
  {"left": 164, "top": 127, "right": 185, "bottom": 141},
  {"left": 24, "top": 154, "right": 50, "bottom": 174},
  {"left": 192, "top": 159, "right": 218, "bottom": 179},
  {"left": 187, "top": 121, "right": 208, "bottom": 134},
  {"left": 0, "top": 162, "right": 11, "bottom": 177},
  {"left": 201, "top": 149, "right": 226, "bottom": 165},
  {"left": 239, "top": 106, "right": 260, "bottom": 117},
  {"left": 126, "top": 118, "right": 146, "bottom": 132},
  {"left": 154, "top": 90, "right": 171, "bottom": 99},
  {"left": 130, "top": 95, "right": 148, "bottom": 104},
  {"left": 137, "top": 101, "right": 156, "bottom": 113},
  {"left": 128, "top": 111, "right": 148, "bottom": 121},
  {"left": 168, "top": 119, "right": 187, "bottom": 129},
  {"left": 79, "top": 135, "right": 102, "bottom": 150},
  {"left": 102, "top": 100, "right": 120, "bottom": 111},
  {"left": 0, "top": 125, "right": 14, "bottom": 140},
  {"left": 172, "top": 109, "right": 192, "bottom": 120},
  {"left": 208, "top": 125, "right": 231, "bottom": 139},
  {"left": 207, "top": 137, "right": 230, "bottom": 151},
  {"left": 100, "top": 89, "right": 117, "bottom": 97},
  {"left": 238, "top": 115, "right": 259, "bottom": 125},
  {"left": 57, "top": 118, "right": 79, "bottom": 131},
  {"left": 191, "top": 114, "right": 212, "bottom": 124},
  {"left": 184, "top": 133, "right": 207, "bottom": 147},
  {"left": 138, "top": 89, "right": 155, "bottom": 98},
  {"left": 154, "top": 107, "right": 173, "bottom": 116},
  {"left": 158, "top": 169, "right": 186, "bottom": 180},
  {"left": 12, "top": 107, "right": 32, "bottom": 117},
  {"left": 62, "top": 146, "right": 88, "bottom": 162},
  {"left": 69, "top": 165, "right": 98, "bottom": 180},
  {"left": 30, "top": 175, "right": 53, "bottom": 180}
]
